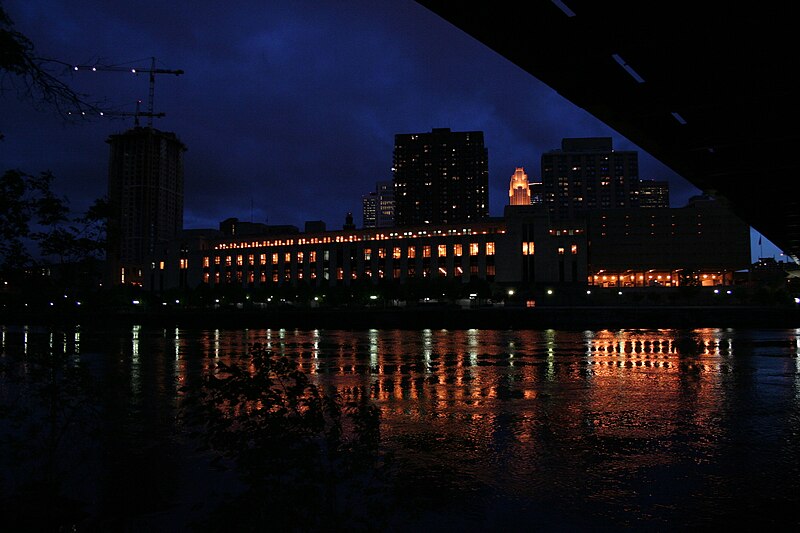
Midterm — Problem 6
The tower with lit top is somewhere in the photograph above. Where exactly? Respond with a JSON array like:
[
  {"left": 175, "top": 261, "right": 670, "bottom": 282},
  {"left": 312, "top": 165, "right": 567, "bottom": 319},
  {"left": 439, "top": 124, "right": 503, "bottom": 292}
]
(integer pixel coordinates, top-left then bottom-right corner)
[{"left": 508, "top": 167, "right": 531, "bottom": 205}]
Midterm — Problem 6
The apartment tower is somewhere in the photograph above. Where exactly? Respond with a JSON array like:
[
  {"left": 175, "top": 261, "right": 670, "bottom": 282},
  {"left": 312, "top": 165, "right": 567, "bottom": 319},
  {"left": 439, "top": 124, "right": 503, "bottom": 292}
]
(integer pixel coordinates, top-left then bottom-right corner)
[
  {"left": 540, "top": 137, "right": 639, "bottom": 220},
  {"left": 392, "top": 128, "right": 489, "bottom": 226}
]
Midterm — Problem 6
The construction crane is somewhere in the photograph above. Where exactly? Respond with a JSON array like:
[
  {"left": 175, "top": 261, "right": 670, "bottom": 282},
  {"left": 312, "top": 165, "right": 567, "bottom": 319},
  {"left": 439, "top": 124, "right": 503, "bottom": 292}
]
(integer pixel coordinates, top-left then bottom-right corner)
[
  {"left": 70, "top": 57, "right": 183, "bottom": 126},
  {"left": 67, "top": 99, "right": 164, "bottom": 127},
  {"left": 108, "top": 99, "right": 165, "bottom": 127}
]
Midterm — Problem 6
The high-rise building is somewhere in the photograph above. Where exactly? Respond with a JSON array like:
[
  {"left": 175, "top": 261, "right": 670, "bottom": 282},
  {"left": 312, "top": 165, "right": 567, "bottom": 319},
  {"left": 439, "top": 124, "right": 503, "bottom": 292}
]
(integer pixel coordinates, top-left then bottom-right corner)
[
  {"left": 639, "top": 179, "right": 670, "bottom": 208},
  {"left": 540, "top": 137, "right": 639, "bottom": 220},
  {"left": 362, "top": 192, "right": 377, "bottom": 229},
  {"left": 362, "top": 180, "right": 395, "bottom": 228},
  {"left": 508, "top": 167, "right": 532, "bottom": 205},
  {"left": 106, "top": 126, "right": 186, "bottom": 286},
  {"left": 392, "top": 127, "right": 488, "bottom": 226}
]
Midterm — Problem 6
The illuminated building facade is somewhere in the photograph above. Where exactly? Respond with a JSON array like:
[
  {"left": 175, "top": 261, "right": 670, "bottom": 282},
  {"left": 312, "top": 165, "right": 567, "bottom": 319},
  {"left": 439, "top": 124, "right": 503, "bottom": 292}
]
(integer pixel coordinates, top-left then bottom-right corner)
[
  {"left": 151, "top": 197, "right": 749, "bottom": 297},
  {"left": 393, "top": 128, "right": 489, "bottom": 226},
  {"left": 152, "top": 206, "right": 588, "bottom": 294},
  {"left": 106, "top": 126, "right": 186, "bottom": 286},
  {"left": 508, "top": 167, "right": 532, "bottom": 205},
  {"left": 541, "top": 137, "right": 639, "bottom": 220},
  {"left": 586, "top": 195, "right": 751, "bottom": 288},
  {"left": 362, "top": 181, "right": 395, "bottom": 228},
  {"left": 638, "top": 179, "right": 670, "bottom": 208}
]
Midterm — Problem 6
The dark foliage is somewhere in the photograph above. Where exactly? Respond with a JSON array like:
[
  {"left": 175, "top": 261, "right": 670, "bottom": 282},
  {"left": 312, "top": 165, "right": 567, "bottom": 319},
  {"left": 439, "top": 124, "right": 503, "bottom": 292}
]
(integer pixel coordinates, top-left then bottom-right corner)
[
  {"left": 179, "top": 343, "right": 394, "bottom": 531},
  {"left": 0, "top": 344, "right": 101, "bottom": 531}
]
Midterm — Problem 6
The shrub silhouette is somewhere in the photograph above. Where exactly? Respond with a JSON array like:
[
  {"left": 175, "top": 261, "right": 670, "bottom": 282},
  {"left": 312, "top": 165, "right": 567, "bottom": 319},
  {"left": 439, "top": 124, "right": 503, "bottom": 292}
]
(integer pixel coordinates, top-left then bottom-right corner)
[{"left": 179, "top": 342, "right": 392, "bottom": 531}]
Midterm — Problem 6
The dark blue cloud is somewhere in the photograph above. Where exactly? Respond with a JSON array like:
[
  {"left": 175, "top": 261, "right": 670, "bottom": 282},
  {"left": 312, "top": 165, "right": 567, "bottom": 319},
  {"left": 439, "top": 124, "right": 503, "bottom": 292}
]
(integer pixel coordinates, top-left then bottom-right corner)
[{"left": 0, "top": 0, "right": 710, "bottom": 236}]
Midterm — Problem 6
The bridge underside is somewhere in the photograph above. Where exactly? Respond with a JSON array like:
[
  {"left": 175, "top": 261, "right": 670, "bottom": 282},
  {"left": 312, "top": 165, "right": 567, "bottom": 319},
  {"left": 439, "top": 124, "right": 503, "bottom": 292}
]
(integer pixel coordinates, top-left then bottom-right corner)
[{"left": 416, "top": 1, "right": 800, "bottom": 263}]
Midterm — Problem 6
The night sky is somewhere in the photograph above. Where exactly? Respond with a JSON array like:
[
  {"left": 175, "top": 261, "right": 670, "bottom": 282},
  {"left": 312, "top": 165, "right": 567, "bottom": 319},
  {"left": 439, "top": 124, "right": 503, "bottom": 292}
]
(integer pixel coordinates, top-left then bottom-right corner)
[{"left": 0, "top": 1, "right": 782, "bottom": 260}]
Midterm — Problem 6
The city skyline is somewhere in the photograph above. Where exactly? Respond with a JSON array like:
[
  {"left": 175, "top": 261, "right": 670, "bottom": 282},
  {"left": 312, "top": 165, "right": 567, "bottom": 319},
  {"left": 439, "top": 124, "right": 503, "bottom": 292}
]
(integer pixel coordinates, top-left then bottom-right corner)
[{"left": 0, "top": 1, "right": 784, "bottom": 262}]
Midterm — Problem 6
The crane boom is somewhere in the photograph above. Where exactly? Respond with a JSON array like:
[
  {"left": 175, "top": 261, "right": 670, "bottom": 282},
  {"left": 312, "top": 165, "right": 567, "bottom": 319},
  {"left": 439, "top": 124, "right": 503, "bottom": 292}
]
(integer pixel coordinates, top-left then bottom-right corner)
[{"left": 71, "top": 57, "right": 183, "bottom": 126}]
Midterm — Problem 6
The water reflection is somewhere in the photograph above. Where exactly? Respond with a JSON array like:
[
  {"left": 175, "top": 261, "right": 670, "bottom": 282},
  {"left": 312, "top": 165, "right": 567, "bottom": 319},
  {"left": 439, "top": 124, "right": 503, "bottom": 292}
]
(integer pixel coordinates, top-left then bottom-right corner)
[{"left": 1, "top": 325, "right": 799, "bottom": 530}]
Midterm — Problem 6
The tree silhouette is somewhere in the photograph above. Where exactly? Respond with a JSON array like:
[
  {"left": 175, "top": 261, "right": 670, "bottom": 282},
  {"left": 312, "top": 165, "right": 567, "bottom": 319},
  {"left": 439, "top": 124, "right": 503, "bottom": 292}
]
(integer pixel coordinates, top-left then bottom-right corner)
[
  {"left": 179, "top": 343, "right": 394, "bottom": 531},
  {"left": 1, "top": 3, "right": 104, "bottom": 132}
]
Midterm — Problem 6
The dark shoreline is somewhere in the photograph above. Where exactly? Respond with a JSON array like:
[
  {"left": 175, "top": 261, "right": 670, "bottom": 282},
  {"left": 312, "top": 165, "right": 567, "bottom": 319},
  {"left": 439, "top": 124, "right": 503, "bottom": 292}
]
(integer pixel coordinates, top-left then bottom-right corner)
[{"left": 3, "top": 305, "right": 799, "bottom": 330}]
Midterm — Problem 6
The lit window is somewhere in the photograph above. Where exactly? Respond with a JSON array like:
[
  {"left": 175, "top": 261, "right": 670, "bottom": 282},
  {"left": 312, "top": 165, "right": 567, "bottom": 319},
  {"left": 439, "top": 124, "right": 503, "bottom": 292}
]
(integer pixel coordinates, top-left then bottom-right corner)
[
  {"left": 214, "top": 256, "right": 220, "bottom": 265},
  {"left": 423, "top": 246, "right": 431, "bottom": 258},
  {"left": 284, "top": 252, "right": 291, "bottom": 263},
  {"left": 522, "top": 242, "right": 534, "bottom": 255},
  {"left": 225, "top": 256, "right": 232, "bottom": 267},
  {"left": 393, "top": 267, "right": 401, "bottom": 279},
  {"left": 378, "top": 248, "right": 386, "bottom": 259},
  {"left": 470, "top": 243, "right": 479, "bottom": 256},
  {"left": 297, "top": 252, "right": 304, "bottom": 263},
  {"left": 364, "top": 248, "right": 372, "bottom": 260},
  {"left": 487, "top": 265, "right": 496, "bottom": 276},
  {"left": 408, "top": 246, "right": 416, "bottom": 259},
  {"left": 203, "top": 272, "right": 210, "bottom": 283},
  {"left": 454, "top": 244, "right": 462, "bottom": 256},
  {"left": 438, "top": 244, "right": 447, "bottom": 257},
  {"left": 336, "top": 268, "right": 344, "bottom": 280},
  {"left": 179, "top": 259, "right": 187, "bottom": 270},
  {"left": 203, "top": 257, "right": 210, "bottom": 268},
  {"left": 571, "top": 244, "right": 578, "bottom": 254},
  {"left": 272, "top": 253, "right": 279, "bottom": 265},
  {"left": 248, "top": 271, "right": 254, "bottom": 283},
  {"left": 486, "top": 242, "right": 495, "bottom": 256},
  {"left": 236, "top": 255, "right": 243, "bottom": 266},
  {"left": 248, "top": 255, "right": 255, "bottom": 266},
  {"left": 259, "top": 254, "right": 266, "bottom": 265},
  {"left": 393, "top": 247, "right": 401, "bottom": 259},
  {"left": 558, "top": 247, "right": 565, "bottom": 255},
  {"left": 309, "top": 251, "right": 317, "bottom": 262}
]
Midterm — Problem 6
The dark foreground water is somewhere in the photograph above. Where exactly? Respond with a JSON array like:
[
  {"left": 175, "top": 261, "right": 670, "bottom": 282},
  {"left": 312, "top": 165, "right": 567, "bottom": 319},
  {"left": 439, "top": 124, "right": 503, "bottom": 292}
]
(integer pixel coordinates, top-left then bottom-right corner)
[{"left": 2, "top": 324, "right": 799, "bottom": 531}]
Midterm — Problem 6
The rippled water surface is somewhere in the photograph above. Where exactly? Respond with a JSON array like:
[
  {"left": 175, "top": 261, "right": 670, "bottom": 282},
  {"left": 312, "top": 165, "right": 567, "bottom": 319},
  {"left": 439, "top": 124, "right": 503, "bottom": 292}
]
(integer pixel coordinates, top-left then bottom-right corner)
[{"left": 2, "top": 325, "right": 799, "bottom": 531}]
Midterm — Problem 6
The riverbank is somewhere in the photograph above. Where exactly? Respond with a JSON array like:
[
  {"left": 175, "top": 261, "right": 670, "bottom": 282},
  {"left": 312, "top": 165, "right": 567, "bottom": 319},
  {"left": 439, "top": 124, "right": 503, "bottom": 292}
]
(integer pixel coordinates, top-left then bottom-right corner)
[{"left": 3, "top": 304, "right": 800, "bottom": 330}]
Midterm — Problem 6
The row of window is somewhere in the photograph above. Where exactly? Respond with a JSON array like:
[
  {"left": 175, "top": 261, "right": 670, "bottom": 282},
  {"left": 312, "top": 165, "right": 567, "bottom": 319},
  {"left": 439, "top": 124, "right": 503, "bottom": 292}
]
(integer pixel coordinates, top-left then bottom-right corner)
[{"left": 203, "top": 242, "right": 496, "bottom": 268}]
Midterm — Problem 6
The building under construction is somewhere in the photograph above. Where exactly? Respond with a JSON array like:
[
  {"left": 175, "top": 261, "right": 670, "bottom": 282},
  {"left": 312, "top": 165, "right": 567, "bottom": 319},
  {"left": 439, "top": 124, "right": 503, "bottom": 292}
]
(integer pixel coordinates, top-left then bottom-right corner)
[{"left": 105, "top": 126, "right": 186, "bottom": 286}]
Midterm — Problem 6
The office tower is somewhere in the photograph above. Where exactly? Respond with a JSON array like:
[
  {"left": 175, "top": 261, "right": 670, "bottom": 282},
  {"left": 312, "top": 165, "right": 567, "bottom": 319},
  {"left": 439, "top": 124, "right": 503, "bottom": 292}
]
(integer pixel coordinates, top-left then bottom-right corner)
[
  {"left": 106, "top": 126, "right": 186, "bottom": 286},
  {"left": 639, "top": 179, "right": 670, "bottom": 208},
  {"left": 540, "top": 137, "right": 639, "bottom": 220},
  {"left": 508, "top": 167, "right": 532, "bottom": 205},
  {"left": 362, "top": 180, "right": 395, "bottom": 228},
  {"left": 392, "top": 127, "right": 489, "bottom": 226},
  {"left": 362, "top": 192, "right": 377, "bottom": 228}
]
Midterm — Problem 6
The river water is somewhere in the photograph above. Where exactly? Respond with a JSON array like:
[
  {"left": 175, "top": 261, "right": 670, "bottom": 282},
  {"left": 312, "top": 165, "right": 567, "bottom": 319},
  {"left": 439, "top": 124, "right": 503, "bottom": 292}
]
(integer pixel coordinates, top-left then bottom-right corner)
[{"left": 2, "top": 324, "right": 799, "bottom": 531}]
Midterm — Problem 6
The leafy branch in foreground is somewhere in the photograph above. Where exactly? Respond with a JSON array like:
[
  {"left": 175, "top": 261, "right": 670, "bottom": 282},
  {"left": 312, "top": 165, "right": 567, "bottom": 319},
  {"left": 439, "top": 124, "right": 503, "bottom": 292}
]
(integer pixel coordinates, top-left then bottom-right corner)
[
  {"left": 1, "top": 4, "right": 105, "bottom": 123},
  {"left": 179, "top": 343, "right": 394, "bottom": 531}
]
